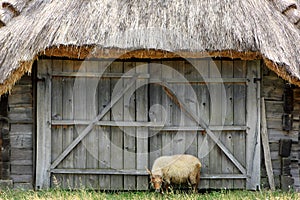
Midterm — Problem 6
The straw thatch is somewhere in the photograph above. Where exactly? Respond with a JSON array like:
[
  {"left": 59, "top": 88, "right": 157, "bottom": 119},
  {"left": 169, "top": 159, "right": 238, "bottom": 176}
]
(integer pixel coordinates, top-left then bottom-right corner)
[
  {"left": 0, "top": 0, "right": 299, "bottom": 95},
  {"left": 271, "top": 0, "right": 300, "bottom": 26}
]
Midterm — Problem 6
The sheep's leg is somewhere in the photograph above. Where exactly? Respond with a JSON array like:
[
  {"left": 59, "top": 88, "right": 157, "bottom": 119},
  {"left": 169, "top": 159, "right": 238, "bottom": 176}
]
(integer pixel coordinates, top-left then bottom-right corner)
[
  {"left": 164, "top": 183, "right": 169, "bottom": 193},
  {"left": 193, "top": 171, "right": 200, "bottom": 193},
  {"left": 189, "top": 172, "right": 200, "bottom": 193}
]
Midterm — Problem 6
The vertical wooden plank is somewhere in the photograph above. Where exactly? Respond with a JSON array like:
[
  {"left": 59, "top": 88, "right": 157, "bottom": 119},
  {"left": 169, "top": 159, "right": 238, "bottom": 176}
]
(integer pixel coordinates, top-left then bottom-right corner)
[
  {"left": 85, "top": 61, "right": 99, "bottom": 189},
  {"left": 161, "top": 61, "right": 174, "bottom": 156},
  {"left": 110, "top": 62, "right": 124, "bottom": 190},
  {"left": 73, "top": 60, "right": 86, "bottom": 188},
  {"left": 208, "top": 60, "right": 222, "bottom": 189},
  {"left": 98, "top": 60, "right": 111, "bottom": 190},
  {"left": 149, "top": 61, "right": 162, "bottom": 168},
  {"left": 192, "top": 59, "right": 210, "bottom": 189},
  {"left": 246, "top": 60, "right": 261, "bottom": 190},
  {"left": 36, "top": 60, "right": 52, "bottom": 189},
  {"left": 172, "top": 61, "right": 185, "bottom": 154},
  {"left": 61, "top": 60, "right": 74, "bottom": 189},
  {"left": 51, "top": 60, "right": 63, "bottom": 187},
  {"left": 123, "top": 62, "right": 136, "bottom": 190},
  {"left": 233, "top": 60, "right": 247, "bottom": 189},
  {"left": 184, "top": 61, "right": 198, "bottom": 156},
  {"left": 136, "top": 62, "right": 149, "bottom": 190},
  {"left": 221, "top": 60, "right": 234, "bottom": 189}
]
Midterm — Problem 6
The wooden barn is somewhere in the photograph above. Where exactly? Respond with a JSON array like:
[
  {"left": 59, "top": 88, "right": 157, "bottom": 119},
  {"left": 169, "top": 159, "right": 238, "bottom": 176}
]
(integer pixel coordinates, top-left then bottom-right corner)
[{"left": 0, "top": 0, "right": 299, "bottom": 191}]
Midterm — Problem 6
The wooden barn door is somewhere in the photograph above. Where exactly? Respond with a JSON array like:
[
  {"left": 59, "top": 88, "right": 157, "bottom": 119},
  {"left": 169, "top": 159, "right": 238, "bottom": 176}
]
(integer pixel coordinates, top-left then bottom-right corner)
[
  {"left": 36, "top": 59, "right": 260, "bottom": 190},
  {"left": 36, "top": 60, "right": 150, "bottom": 190},
  {"left": 148, "top": 60, "right": 260, "bottom": 190}
]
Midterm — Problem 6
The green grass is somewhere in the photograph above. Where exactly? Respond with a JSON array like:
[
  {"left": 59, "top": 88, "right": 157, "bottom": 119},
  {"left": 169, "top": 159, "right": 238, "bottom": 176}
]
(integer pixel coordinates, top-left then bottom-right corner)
[{"left": 0, "top": 189, "right": 299, "bottom": 200}]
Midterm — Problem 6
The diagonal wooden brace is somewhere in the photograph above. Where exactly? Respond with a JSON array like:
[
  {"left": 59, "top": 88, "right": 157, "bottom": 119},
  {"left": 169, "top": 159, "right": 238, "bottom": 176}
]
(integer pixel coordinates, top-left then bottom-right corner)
[
  {"left": 162, "top": 83, "right": 246, "bottom": 175},
  {"left": 51, "top": 74, "right": 141, "bottom": 169}
]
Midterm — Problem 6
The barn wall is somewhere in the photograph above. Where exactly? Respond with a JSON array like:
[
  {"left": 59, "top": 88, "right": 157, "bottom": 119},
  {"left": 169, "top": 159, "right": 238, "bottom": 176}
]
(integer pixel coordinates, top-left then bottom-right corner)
[
  {"left": 7, "top": 74, "right": 34, "bottom": 189},
  {"left": 262, "top": 65, "right": 300, "bottom": 191}
]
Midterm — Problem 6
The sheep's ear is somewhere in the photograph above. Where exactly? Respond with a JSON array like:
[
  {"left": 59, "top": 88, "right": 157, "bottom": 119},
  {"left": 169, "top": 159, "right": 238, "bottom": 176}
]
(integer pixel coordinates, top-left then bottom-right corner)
[{"left": 145, "top": 166, "right": 152, "bottom": 176}]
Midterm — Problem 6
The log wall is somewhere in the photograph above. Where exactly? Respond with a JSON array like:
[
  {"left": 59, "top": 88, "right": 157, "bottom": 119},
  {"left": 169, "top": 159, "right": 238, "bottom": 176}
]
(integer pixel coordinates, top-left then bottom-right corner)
[
  {"left": 7, "top": 74, "right": 33, "bottom": 189},
  {"left": 262, "top": 65, "right": 300, "bottom": 191}
]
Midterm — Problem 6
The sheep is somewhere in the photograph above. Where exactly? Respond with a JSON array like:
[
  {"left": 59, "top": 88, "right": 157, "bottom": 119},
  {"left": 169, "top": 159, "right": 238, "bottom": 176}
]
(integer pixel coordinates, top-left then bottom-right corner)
[{"left": 146, "top": 154, "right": 201, "bottom": 193}]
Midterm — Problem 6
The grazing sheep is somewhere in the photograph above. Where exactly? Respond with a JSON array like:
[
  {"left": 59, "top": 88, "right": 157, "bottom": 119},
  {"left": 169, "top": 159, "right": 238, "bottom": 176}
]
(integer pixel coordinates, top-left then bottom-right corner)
[{"left": 146, "top": 154, "right": 201, "bottom": 193}]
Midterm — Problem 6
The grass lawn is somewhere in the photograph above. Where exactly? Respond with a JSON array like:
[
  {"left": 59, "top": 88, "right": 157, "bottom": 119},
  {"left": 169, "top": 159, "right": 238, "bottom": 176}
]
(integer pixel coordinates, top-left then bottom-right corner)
[{"left": 0, "top": 189, "right": 299, "bottom": 200}]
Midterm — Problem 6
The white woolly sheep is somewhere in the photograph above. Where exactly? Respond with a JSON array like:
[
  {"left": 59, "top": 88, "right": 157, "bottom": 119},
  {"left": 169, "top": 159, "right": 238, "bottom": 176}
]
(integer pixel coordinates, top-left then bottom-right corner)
[{"left": 146, "top": 154, "right": 201, "bottom": 193}]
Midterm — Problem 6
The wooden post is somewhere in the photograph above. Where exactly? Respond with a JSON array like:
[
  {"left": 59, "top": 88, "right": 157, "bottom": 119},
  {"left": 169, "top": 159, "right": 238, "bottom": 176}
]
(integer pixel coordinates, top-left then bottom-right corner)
[
  {"left": 246, "top": 60, "right": 261, "bottom": 190},
  {"left": 261, "top": 97, "right": 275, "bottom": 190},
  {"left": 36, "top": 60, "right": 52, "bottom": 189}
]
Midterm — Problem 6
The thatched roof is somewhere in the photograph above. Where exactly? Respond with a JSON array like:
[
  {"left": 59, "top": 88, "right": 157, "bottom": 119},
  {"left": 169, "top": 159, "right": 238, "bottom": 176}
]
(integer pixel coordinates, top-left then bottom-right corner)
[{"left": 0, "top": 0, "right": 299, "bottom": 95}]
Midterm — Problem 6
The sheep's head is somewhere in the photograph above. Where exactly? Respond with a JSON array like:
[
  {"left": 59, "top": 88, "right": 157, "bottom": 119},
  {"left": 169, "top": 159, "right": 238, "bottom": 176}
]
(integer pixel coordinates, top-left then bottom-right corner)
[{"left": 146, "top": 167, "right": 163, "bottom": 192}]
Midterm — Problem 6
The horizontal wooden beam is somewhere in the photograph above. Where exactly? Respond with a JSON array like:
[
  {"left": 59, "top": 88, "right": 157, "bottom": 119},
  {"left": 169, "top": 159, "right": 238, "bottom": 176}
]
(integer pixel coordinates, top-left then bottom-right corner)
[
  {"left": 51, "top": 169, "right": 147, "bottom": 175},
  {"left": 51, "top": 169, "right": 246, "bottom": 179},
  {"left": 151, "top": 78, "right": 248, "bottom": 84},
  {"left": 51, "top": 120, "right": 247, "bottom": 131},
  {"left": 158, "top": 126, "right": 247, "bottom": 131},
  {"left": 51, "top": 72, "right": 247, "bottom": 84},
  {"left": 52, "top": 72, "right": 150, "bottom": 79},
  {"left": 51, "top": 120, "right": 164, "bottom": 127},
  {"left": 9, "top": 120, "right": 33, "bottom": 124},
  {"left": 201, "top": 174, "right": 247, "bottom": 179}
]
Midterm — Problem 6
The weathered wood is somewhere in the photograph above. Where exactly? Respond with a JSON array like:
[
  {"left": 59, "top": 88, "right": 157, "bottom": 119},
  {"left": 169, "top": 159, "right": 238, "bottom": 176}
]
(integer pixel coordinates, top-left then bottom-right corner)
[
  {"left": 98, "top": 60, "right": 112, "bottom": 190},
  {"left": 11, "top": 165, "right": 33, "bottom": 175},
  {"left": 11, "top": 175, "right": 33, "bottom": 183},
  {"left": 221, "top": 60, "right": 234, "bottom": 189},
  {"left": 208, "top": 60, "right": 223, "bottom": 189},
  {"left": 52, "top": 169, "right": 148, "bottom": 175},
  {"left": 110, "top": 62, "right": 124, "bottom": 190},
  {"left": 136, "top": 62, "right": 149, "bottom": 190},
  {"left": 192, "top": 59, "right": 210, "bottom": 189},
  {"left": 52, "top": 71, "right": 149, "bottom": 79},
  {"left": 10, "top": 124, "right": 32, "bottom": 132},
  {"left": 10, "top": 134, "right": 32, "bottom": 148},
  {"left": 61, "top": 60, "right": 74, "bottom": 189},
  {"left": 8, "top": 93, "right": 32, "bottom": 105},
  {"left": 268, "top": 129, "right": 298, "bottom": 143},
  {"left": 184, "top": 61, "right": 199, "bottom": 156},
  {"left": 52, "top": 120, "right": 164, "bottom": 127},
  {"left": 233, "top": 60, "right": 246, "bottom": 189},
  {"left": 161, "top": 61, "right": 174, "bottom": 156},
  {"left": 51, "top": 59, "right": 64, "bottom": 187},
  {"left": 85, "top": 61, "right": 99, "bottom": 188},
  {"left": 123, "top": 62, "right": 136, "bottom": 190},
  {"left": 150, "top": 78, "right": 247, "bottom": 84},
  {"left": 246, "top": 60, "right": 261, "bottom": 190},
  {"left": 172, "top": 61, "right": 186, "bottom": 154},
  {"left": 261, "top": 97, "right": 275, "bottom": 190},
  {"left": 50, "top": 72, "right": 139, "bottom": 170},
  {"left": 162, "top": 82, "right": 247, "bottom": 175},
  {"left": 157, "top": 126, "right": 247, "bottom": 131},
  {"left": 149, "top": 60, "right": 162, "bottom": 169},
  {"left": 51, "top": 169, "right": 248, "bottom": 179},
  {"left": 36, "top": 60, "right": 52, "bottom": 189},
  {"left": 73, "top": 60, "right": 87, "bottom": 188}
]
